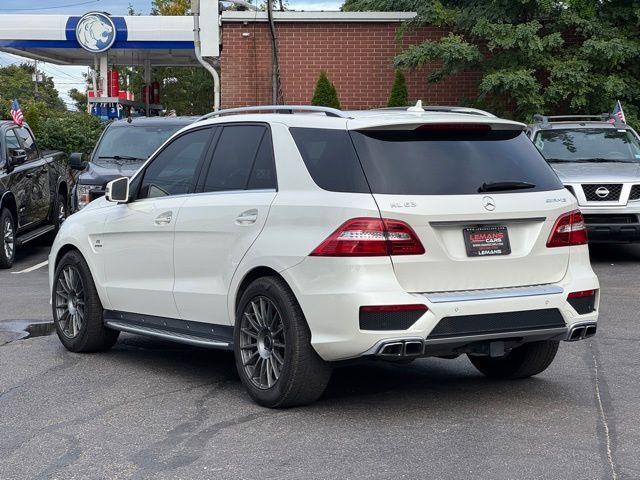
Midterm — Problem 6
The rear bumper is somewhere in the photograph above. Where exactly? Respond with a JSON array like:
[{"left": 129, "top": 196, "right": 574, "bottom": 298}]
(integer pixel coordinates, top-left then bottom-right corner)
[
  {"left": 282, "top": 247, "right": 599, "bottom": 362},
  {"left": 586, "top": 223, "right": 640, "bottom": 243},
  {"left": 581, "top": 211, "right": 640, "bottom": 243}
]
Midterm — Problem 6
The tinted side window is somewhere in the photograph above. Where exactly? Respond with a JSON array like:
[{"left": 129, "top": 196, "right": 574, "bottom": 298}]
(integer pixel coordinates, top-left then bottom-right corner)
[
  {"left": 203, "top": 125, "right": 273, "bottom": 192},
  {"left": 16, "top": 127, "right": 38, "bottom": 161},
  {"left": 139, "top": 129, "right": 211, "bottom": 199},
  {"left": 5, "top": 129, "right": 20, "bottom": 155},
  {"left": 289, "top": 128, "right": 370, "bottom": 193},
  {"left": 247, "top": 133, "right": 276, "bottom": 190}
]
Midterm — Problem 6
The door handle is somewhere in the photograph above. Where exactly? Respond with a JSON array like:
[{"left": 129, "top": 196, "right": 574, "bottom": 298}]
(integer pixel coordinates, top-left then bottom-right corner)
[
  {"left": 235, "top": 209, "right": 258, "bottom": 225},
  {"left": 154, "top": 211, "right": 173, "bottom": 225}
]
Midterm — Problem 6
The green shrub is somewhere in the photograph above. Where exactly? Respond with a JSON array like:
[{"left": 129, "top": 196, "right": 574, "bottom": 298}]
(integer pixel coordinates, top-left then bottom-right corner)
[
  {"left": 387, "top": 70, "right": 409, "bottom": 107},
  {"left": 38, "top": 111, "right": 104, "bottom": 155},
  {"left": 311, "top": 70, "right": 341, "bottom": 110}
]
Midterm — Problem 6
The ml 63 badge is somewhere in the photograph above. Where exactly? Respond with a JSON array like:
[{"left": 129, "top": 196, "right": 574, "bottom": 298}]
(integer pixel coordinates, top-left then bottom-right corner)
[{"left": 463, "top": 226, "right": 511, "bottom": 257}]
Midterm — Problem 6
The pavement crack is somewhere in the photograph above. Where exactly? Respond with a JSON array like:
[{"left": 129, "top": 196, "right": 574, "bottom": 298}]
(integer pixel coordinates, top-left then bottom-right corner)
[{"left": 585, "top": 340, "right": 619, "bottom": 480}]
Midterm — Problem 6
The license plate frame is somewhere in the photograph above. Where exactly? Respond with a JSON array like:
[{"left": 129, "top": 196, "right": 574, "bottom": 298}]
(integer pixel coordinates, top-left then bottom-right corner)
[{"left": 463, "top": 225, "right": 511, "bottom": 257}]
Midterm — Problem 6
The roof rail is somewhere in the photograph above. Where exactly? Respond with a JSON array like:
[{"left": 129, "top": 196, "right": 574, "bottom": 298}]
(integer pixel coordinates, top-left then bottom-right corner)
[
  {"left": 533, "top": 114, "right": 618, "bottom": 124},
  {"left": 198, "top": 105, "right": 351, "bottom": 122},
  {"left": 371, "top": 105, "right": 496, "bottom": 118}
]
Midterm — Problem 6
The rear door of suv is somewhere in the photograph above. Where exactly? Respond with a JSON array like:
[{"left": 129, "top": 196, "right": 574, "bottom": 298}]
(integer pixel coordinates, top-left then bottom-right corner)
[
  {"left": 348, "top": 123, "right": 573, "bottom": 292},
  {"left": 173, "top": 123, "right": 278, "bottom": 324}
]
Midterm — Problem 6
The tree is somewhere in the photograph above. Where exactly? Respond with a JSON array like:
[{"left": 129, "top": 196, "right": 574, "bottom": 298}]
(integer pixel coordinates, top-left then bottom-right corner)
[
  {"left": 311, "top": 70, "right": 341, "bottom": 109},
  {"left": 0, "top": 64, "right": 65, "bottom": 113},
  {"left": 388, "top": 70, "right": 409, "bottom": 107},
  {"left": 342, "top": 0, "right": 640, "bottom": 126},
  {"left": 68, "top": 88, "right": 88, "bottom": 112},
  {"left": 38, "top": 111, "right": 104, "bottom": 155}
]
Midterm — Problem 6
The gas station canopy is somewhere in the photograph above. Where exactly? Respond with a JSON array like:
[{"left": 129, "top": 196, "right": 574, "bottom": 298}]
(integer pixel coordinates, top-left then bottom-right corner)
[{"left": 0, "top": 12, "right": 219, "bottom": 67}]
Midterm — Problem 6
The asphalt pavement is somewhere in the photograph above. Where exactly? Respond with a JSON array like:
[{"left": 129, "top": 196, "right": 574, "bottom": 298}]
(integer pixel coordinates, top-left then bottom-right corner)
[{"left": 0, "top": 242, "right": 639, "bottom": 479}]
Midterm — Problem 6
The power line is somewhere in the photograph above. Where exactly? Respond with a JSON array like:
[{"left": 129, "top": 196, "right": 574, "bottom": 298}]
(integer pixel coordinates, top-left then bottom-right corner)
[{"left": 0, "top": 0, "right": 99, "bottom": 12}]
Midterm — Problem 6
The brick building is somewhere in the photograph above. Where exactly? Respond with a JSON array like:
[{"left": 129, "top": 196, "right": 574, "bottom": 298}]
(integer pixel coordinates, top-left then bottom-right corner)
[{"left": 219, "top": 11, "right": 480, "bottom": 110}]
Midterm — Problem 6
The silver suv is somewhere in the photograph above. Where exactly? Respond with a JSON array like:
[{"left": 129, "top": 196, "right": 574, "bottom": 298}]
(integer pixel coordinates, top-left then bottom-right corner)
[{"left": 528, "top": 114, "right": 640, "bottom": 243}]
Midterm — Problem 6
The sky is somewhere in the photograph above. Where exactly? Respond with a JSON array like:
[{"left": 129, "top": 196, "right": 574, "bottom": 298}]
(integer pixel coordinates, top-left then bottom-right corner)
[{"left": 0, "top": 0, "right": 342, "bottom": 108}]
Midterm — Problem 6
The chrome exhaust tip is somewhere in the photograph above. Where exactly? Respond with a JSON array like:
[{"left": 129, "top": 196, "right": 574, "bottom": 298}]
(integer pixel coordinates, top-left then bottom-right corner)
[
  {"left": 404, "top": 341, "right": 424, "bottom": 356},
  {"left": 376, "top": 339, "right": 425, "bottom": 357},
  {"left": 566, "top": 323, "right": 597, "bottom": 342},
  {"left": 379, "top": 342, "right": 404, "bottom": 357}
]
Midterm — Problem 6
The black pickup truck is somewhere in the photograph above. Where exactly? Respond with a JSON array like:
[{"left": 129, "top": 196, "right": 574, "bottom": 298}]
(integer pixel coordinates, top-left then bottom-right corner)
[{"left": 0, "top": 121, "right": 73, "bottom": 268}]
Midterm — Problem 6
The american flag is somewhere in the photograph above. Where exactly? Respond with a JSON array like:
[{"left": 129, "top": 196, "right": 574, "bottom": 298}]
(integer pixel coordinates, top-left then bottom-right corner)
[
  {"left": 610, "top": 100, "right": 626, "bottom": 124},
  {"left": 10, "top": 99, "right": 23, "bottom": 127}
]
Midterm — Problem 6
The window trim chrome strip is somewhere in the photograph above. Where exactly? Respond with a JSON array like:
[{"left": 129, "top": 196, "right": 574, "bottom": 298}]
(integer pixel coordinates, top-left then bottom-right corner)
[{"left": 422, "top": 284, "right": 564, "bottom": 303}]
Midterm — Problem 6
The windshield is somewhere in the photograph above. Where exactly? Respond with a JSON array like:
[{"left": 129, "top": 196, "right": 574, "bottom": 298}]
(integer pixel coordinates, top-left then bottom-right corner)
[
  {"left": 93, "top": 124, "right": 183, "bottom": 166},
  {"left": 534, "top": 128, "right": 640, "bottom": 163}
]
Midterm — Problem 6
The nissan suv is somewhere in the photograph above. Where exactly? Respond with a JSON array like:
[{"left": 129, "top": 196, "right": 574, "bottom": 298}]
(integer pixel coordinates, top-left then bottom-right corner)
[
  {"left": 49, "top": 105, "right": 599, "bottom": 407},
  {"left": 528, "top": 114, "right": 640, "bottom": 243}
]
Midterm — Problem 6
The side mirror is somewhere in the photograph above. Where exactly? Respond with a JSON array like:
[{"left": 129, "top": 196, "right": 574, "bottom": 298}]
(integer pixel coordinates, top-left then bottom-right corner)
[
  {"left": 69, "top": 152, "right": 86, "bottom": 170},
  {"left": 105, "top": 177, "right": 129, "bottom": 203},
  {"left": 9, "top": 148, "right": 27, "bottom": 167}
]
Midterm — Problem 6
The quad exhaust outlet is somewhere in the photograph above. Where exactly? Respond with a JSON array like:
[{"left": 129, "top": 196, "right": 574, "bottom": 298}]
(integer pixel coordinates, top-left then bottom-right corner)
[
  {"left": 378, "top": 339, "right": 425, "bottom": 357},
  {"left": 566, "top": 323, "right": 597, "bottom": 342}
]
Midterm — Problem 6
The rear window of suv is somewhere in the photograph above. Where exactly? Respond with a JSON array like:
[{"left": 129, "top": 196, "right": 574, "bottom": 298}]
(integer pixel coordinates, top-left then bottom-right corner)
[{"left": 292, "top": 127, "right": 563, "bottom": 195}]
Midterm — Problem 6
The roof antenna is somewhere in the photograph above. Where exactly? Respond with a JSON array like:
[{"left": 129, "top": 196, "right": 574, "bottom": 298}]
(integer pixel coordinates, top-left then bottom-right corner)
[{"left": 407, "top": 100, "right": 425, "bottom": 113}]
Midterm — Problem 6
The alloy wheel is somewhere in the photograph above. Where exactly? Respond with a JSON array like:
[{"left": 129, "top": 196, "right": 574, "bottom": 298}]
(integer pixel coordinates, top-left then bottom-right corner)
[
  {"left": 240, "top": 296, "right": 286, "bottom": 390},
  {"left": 3, "top": 217, "right": 14, "bottom": 260},
  {"left": 54, "top": 265, "right": 85, "bottom": 338}
]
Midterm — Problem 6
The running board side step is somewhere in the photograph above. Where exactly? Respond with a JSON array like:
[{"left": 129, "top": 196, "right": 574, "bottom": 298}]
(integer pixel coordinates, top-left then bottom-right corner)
[
  {"left": 16, "top": 224, "right": 55, "bottom": 246},
  {"left": 103, "top": 310, "right": 233, "bottom": 350},
  {"left": 105, "top": 320, "right": 232, "bottom": 349}
]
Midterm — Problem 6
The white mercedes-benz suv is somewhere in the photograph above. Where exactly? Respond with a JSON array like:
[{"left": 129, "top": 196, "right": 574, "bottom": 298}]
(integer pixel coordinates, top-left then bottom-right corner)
[{"left": 49, "top": 105, "right": 599, "bottom": 407}]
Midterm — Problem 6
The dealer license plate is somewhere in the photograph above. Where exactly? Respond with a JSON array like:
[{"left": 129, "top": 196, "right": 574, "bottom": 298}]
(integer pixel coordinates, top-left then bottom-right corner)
[{"left": 463, "top": 226, "right": 511, "bottom": 257}]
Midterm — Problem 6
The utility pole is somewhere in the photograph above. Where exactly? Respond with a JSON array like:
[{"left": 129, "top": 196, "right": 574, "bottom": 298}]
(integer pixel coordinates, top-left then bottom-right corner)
[
  {"left": 266, "top": 0, "right": 282, "bottom": 104},
  {"left": 33, "top": 59, "right": 39, "bottom": 98}
]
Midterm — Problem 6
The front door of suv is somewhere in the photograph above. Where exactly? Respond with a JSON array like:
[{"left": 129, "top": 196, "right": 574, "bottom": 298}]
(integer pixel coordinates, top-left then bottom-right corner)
[
  {"left": 173, "top": 124, "right": 277, "bottom": 324},
  {"left": 101, "top": 127, "right": 214, "bottom": 318}
]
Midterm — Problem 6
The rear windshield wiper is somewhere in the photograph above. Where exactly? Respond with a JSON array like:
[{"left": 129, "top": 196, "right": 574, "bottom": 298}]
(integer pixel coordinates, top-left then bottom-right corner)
[{"left": 478, "top": 181, "right": 536, "bottom": 193}]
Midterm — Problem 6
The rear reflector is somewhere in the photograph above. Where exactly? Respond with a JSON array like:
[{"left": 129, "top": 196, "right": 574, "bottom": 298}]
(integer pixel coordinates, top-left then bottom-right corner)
[
  {"left": 568, "top": 289, "right": 596, "bottom": 298},
  {"left": 547, "top": 210, "right": 588, "bottom": 247},
  {"left": 310, "top": 217, "right": 425, "bottom": 256}
]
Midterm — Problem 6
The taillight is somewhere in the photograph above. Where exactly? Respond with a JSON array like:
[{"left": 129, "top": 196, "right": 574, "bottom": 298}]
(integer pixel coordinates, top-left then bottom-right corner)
[
  {"left": 547, "top": 210, "right": 588, "bottom": 247},
  {"left": 310, "top": 217, "right": 425, "bottom": 257}
]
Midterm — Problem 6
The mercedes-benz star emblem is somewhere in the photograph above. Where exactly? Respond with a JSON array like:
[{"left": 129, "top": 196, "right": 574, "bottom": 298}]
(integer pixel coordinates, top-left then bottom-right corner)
[
  {"left": 595, "top": 187, "right": 610, "bottom": 198},
  {"left": 482, "top": 196, "right": 496, "bottom": 211}
]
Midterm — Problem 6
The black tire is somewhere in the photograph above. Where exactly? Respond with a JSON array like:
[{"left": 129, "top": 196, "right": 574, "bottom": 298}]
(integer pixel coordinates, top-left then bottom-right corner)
[
  {"left": 0, "top": 208, "right": 16, "bottom": 269},
  {"left": 52, "top": 250, "right": 119, "bottom": 352},
  {"left": 234, "top": 276, "right": 332, "bottom": 408},
  {"left": 468, "top": 340, "right": 559, "bottom": 379}
]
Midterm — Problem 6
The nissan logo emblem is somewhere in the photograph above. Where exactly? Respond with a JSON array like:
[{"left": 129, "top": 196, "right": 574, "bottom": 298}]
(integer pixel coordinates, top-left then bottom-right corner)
[
  {"left": 482, "top": 196, "right": 496, "bottom": 211},
  {"left": 595, "top": 187, "right": 610, "bottom": 198}
]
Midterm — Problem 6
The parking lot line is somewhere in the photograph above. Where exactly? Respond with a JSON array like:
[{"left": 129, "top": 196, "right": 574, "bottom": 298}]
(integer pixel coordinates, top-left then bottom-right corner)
[{"left": 11, "top": 260, "right": 49, "bottom": 275}]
